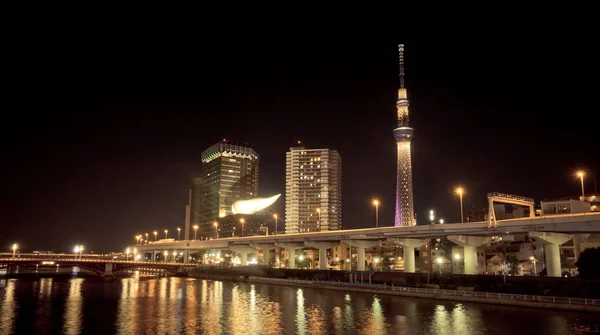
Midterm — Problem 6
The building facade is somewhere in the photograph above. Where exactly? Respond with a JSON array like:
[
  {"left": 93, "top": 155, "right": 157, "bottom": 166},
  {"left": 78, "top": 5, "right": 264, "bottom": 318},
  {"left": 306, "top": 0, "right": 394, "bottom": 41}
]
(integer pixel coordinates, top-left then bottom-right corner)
[
  {"left": 191, "top": 140, "right": 259, "bottom": 238},
  {"left": 285, "top": 146, "right": 341, "bottom": 233}
]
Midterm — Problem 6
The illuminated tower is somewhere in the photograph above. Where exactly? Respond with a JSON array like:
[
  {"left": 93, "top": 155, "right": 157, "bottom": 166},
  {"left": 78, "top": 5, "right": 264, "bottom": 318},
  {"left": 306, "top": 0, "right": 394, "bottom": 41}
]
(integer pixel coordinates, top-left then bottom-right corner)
[{"left": 393, "top": 44, "right": 415, "bottom": 226}]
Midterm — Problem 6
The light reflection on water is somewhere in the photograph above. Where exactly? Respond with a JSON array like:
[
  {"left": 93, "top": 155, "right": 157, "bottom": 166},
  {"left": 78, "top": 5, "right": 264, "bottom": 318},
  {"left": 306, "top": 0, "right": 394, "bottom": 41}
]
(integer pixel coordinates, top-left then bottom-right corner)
[{"left": 0, "top": 276, "right": 598, "bottom": 334}]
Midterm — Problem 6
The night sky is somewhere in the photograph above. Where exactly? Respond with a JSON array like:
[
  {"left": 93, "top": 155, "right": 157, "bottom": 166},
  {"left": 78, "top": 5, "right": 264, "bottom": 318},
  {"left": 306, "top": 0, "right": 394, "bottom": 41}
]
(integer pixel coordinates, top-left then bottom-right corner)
[{"left": 2, "top": 38, "right": 597, "bottom": 253}]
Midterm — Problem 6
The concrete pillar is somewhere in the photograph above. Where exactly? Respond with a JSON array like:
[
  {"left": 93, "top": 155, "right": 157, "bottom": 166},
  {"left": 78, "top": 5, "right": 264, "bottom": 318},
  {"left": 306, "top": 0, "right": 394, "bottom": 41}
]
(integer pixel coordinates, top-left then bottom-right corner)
[
  {"left": 304, "top": 242, "right": 337, "bottom": 270},
  {"left": 102, "top": 263, "right": 114, "bottom": 277},
  {"left": 395, "top": 238, "right": 425, "bottom": 273},
  {"left": 345, "top": 240, "right": 380, "bottom": 271},
  {"left": 529, "top": 232, "right": 573, "bottom": 277},
  {"left": 448, "top": 235, "right": 494, "bottom": 275},
  {"left": 463, "top": 245, "right": 477, "bottom": 275},
  {"left": 357, "top": 247, "right": 366, "bottom": 271},
  {"left": 183, "top": 250, "right": 190, "bottom": 263},
  {"left": 250, "top": 244, "right": 277, "bottom": 267},
  {"left": 275, "top": 243, "right": 304, "bottom": 269},
  {"left": 153, "top": 250, "right": 158, "bottom": 261},
  {"left": 229, "top": 245, "right": 256, "bottom": 266}
]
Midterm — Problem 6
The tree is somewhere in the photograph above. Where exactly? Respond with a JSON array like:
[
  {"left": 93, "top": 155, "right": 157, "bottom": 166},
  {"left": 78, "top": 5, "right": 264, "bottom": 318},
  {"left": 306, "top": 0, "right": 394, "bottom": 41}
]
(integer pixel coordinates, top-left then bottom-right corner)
[{"left": 575, "top": 248, "right": 600, "bottom": 279}]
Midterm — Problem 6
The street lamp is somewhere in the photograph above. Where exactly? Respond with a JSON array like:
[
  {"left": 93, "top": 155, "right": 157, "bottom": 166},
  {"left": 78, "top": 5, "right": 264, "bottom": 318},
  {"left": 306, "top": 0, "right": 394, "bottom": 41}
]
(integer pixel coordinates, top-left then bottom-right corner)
[
  {"left": 12, "top": 244, "right": 18, "bottom": 259},
  {"left": 172, "top": 251, "right": 177, "bottom": 262},
  {"left": 193, "top": 225, "right": 199, "bottom": 240},
  {"left": 79, "top": 246, "right": 84, "bottom": 259},
  {"left": 133, "top": 248, "right": 138, "bottom": 262},
  {"left": 164, "top": 229, "right": 168, "bottom": 239},
  {"left": 577, "top": 171, "right": 585, "bottom": 198},
  {"left": 436, "top": 257, "right": 443, "bottom": 274},
  {"left": 439, "top": 219, "right": 445, "bottom": 224},
  {"left": 429, "top": 209, "right": 435, "bottom": 224},
  {"left": 153, "top": 231, "right": 158, "bottom": 241},
  {"left": 145, "top": 233, "right": 149, "bottom": 243},
  {"left": 213, "top": 221, "right": 219, "bottom": 239},
  {"left": 240, "top": 218, "right": 245, "bottom": 237},
  {"left": 529, "top": 256, "right": 538, "bottom": 276},
  {"left": 177, "top": 227, "right": 181, "bottom": 240},
  {"left": 273, "top": 214, "right": 278, "bottom": 235},
  {"left": 455, "top": 187, "right": 464, "bottom": 223},
  {"left": 316, "top": 208, "right": 321, "bottom": 231},
  {"left": 454, "top": 253, "right": 461, "bottom": 260},
  {"left": 125, "top": 248, "right": 130, "bottom": 261},
  {"left": 372, "top": 199, "right": 380, "bottom": 228}
]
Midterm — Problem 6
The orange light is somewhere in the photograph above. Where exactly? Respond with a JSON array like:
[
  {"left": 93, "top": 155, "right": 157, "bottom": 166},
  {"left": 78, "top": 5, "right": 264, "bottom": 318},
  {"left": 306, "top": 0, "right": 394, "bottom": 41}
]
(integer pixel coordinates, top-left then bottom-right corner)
[
  {"left": 372, "top": 199, "right": 380, "bottom": 206},
  {"left": 455, "top": 187, "right": 463, "bottom": 195}
]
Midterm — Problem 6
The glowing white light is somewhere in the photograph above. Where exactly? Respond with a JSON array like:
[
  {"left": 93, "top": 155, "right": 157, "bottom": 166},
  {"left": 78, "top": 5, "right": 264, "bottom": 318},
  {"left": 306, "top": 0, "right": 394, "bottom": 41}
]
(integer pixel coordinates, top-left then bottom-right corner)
[{"left": 231, "top": 194, "right": 281, "bottom": 214}]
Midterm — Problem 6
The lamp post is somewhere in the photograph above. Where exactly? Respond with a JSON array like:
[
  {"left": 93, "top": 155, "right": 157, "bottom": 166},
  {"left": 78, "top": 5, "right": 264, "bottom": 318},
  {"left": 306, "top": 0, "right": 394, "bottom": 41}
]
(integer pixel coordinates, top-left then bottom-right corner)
[
  {"left": 316, "top": 208, "right": 321, "bottom": 231},
  {"left": 133, "top": 248, "right": 138, "bottom": 262},
  {"left": 455, "top": 187, "right": 464, "bottom": 223},
  {"left": 273, "top": 214, "right": 278, "bottom": 235},
  {"left": 577, "top": 171, "right": 585, "bottom": 198},
  {"left": 436, "top": 257, "right": 443, "bottom": 274},
  {"left": 372, "top": 199, "right": 380, "bottom": 228},
  {"left": 240, "top": 218, "right": 245, "bottom": 237},
  {"left": 164, "top": 229, "right": 168, "bottom": 239},
  {"left": 125, "top": 248, "right": 130, "bottom": 261},
  {"left": 214, "top": 221, "right": 219, "bottom": 239},
  {"left": 530, "top": 256, "right": 537, "bottom": 276},
  {"left": 193, "top": 225, "right": 199, "bottom": 240},
  {"left": 12, "top": 244, "right": 18, "bottom": 259},
  {"left": 145, "top": 233, "right": 149, "bottom": 243},
  {"left": 177, "top": 227, "right": 181, "bottom": 240},
  {"left": 153, "top": 231, "right": 158, "bottom": 241},
  {"left": 79, "top": 246, "right": 84, "bottom": 259}
]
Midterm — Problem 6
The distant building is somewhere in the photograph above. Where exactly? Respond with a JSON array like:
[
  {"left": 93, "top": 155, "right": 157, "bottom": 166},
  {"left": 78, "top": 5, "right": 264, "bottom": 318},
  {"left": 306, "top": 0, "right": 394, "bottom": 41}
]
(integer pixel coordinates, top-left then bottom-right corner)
[
  {"left": 580, "top": 194, "right": 599, "bottom": 212},
  {"left": 191, "top": 140, "right": 259, "bottom": 239},
  {"left": 285, "top": 146, "right": 342, "bottom": 233}
]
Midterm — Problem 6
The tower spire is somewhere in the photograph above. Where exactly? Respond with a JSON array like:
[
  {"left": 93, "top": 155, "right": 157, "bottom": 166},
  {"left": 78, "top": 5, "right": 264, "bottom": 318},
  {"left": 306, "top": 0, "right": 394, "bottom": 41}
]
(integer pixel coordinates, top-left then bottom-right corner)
[{"left": 399, "top": 44, "right": 405, "bottom": 88}]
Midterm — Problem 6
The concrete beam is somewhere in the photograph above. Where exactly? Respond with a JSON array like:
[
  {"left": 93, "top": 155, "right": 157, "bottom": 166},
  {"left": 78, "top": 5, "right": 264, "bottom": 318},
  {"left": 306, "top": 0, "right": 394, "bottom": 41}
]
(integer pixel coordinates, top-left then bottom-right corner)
[
  {"left": 305, "top": 242, "right": 338, "bottom": 270},
  {"left": 529, "top": 232, "right": 573, "bottom": 277}
]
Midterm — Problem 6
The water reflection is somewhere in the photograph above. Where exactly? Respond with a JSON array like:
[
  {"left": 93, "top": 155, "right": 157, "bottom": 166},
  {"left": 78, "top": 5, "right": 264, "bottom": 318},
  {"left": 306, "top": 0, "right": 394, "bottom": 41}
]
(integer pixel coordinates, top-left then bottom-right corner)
[
  {"left": 0, "top": 277, "right": 598, "bottom": 334},
  {"left": 0, "top": 279, "right": 16, "bottom": 334},
  {"left": 63, "top": 278, "right": 83, "bottom": 335}
]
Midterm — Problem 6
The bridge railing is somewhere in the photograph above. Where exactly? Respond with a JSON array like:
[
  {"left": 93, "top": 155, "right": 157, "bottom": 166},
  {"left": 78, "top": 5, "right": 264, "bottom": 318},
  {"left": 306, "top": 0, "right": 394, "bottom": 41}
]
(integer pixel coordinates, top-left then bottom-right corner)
[
  {"left": 0, "top": 258, "right": 197, "bottom": 267},
  {"left": 487, "top": 192, "right": 534, "bottom": 204}
]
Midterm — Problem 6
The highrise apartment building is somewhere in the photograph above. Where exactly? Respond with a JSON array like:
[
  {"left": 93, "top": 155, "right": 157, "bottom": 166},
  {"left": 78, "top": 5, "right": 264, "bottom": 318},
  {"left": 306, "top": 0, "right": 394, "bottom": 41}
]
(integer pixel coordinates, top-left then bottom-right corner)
[
  {"left": 190, "top": 140, "right": 259, "bottom": 238},
  {"left": 285, "top": 146, "right": 341, "bottom": 233}
]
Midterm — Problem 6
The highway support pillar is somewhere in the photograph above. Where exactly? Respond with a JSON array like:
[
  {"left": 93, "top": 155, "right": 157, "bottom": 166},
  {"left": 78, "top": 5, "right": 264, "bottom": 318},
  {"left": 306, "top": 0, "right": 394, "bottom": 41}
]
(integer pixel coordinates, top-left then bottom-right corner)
[
  {"left": 394, "top": 238, "right": 426, "bottom": 273},
  {"left": 345, "top": 240, "right": 380, "bottom": 271},
  {"left": 102, "top": 263, "right": 114, "bottom": 277},
  {"left": 304, "top": 242, "right": 337, "bottom": 270},
  {"left": 250, "top": 244, "right": 277, "bottom": 266},
  {"left": 275, "top": 243, "right": 304, "bottom": 269},
  {"left": 229, "top": 245, "right": 256, "bottom": 266},
  {"left": 529, "top": 232, "right": 573, "bottom": 277},
  {"left": 448, "top": 235, "right": 494, "bottom": 275}
]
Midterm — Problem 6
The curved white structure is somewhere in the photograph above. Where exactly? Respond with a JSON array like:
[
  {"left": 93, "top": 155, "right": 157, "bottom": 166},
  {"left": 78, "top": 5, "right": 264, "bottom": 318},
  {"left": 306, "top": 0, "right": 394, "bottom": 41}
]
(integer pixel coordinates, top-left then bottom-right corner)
[{"left": 231, "top": 194, "right": 281, "bottom": 215}]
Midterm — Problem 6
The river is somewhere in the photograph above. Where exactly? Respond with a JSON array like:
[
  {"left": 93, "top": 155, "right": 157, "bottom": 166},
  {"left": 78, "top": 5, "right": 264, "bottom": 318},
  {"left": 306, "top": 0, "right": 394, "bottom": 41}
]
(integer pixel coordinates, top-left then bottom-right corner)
[{"left": 0, "top": 276, "right": 598, "bottom": 334}]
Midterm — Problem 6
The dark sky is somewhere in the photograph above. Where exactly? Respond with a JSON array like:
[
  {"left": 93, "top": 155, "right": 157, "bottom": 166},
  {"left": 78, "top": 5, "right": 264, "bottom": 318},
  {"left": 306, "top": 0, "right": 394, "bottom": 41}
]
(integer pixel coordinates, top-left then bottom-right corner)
[{"left": 2, "top": 37, "right": 597, "bottom": 253}]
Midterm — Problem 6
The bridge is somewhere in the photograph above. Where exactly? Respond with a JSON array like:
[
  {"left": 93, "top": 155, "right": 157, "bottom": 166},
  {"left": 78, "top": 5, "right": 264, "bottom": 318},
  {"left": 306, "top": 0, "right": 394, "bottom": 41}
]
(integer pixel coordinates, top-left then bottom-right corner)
[
  {"left": 130, "top": 212, "right": 600, "bottom": 277},
  {"left": 0, "top": 254, "right": 196, "bottom": 276}
]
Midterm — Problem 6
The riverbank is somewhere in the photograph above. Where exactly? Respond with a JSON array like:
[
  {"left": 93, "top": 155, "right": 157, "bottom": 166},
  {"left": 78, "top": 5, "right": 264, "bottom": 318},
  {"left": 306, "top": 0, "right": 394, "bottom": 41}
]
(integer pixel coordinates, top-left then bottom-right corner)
[
  {"left": 245, "top": 276, "right": 600, "bottom": 313},
  {"left": 188, "top": 268, "right": 600, "bottom": 313}
]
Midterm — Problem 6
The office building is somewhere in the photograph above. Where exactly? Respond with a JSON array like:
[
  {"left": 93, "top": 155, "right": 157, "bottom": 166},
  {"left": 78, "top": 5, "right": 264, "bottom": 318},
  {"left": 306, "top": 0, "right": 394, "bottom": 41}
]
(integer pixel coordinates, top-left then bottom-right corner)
[{"left": 191, "top": 140, "right": 259, "bottom": 238}]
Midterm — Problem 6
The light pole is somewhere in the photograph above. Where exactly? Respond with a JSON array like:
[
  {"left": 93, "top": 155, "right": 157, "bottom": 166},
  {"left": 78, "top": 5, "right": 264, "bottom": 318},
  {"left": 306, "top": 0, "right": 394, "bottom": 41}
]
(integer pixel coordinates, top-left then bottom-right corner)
[
  {"left": 193, "top": 225, "right": 199, "bottom": 240},
  {"left": 429, "top": 210, "right": 435, "bottom": 224},
  {"left": 273, "top": 214, "right": 278, "bottom": 235},
  {"left": 455, "top": 187, "right": 464, "bottom": 223},
  {"left": 177, "top": 227, "right": 181, "bottom": 240},
  {"left": 316, "top": 208, "right": 321, "bottom": 231},
  {"left": 79, "top": 246, "right": 84, "bottom": 259},
  {"left": 214, "top": 221, "right": 219, "bottom": 239},
  {"left": 372, "top": 199, "right": 380, "bottom": 228},
  {"left": 530, "top": 256, "right": 537, "bottom": 276},
  {"left": 153, "top": 231, "right": 158, "bottom": 241},
  {"left": 577, "top": 171, "right": 585, "bottom": 198},
  {"left": 240, "top": 218, "right": 245, "bottom": 237},
  {"left": 145, "top": 233, "right": 149, "bottom": 243},
  {"left": 436, "top": 257, "right": 443, "bottom": 274},
  {"left": 133, "top": 248, "right": 138, "bottom": 262},
  {"left": 172, "top": 251, "right": 177, "bottom": 262},
  {"left": 125, "top": 248, "right": 130, "bottom": 261},
  {"left": 12, "top": 244, "right": 18, "bottom": 259},
  {"left": 164, "top": 229, "right": 168, "bottom": 239}
]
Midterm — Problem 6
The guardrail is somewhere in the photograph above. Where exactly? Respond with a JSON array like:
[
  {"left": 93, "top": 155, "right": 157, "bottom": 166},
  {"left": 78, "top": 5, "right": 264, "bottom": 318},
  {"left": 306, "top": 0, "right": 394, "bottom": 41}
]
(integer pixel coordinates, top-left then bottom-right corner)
[{"left": 248, "top": 277, "right": 600, "bottom": 307}]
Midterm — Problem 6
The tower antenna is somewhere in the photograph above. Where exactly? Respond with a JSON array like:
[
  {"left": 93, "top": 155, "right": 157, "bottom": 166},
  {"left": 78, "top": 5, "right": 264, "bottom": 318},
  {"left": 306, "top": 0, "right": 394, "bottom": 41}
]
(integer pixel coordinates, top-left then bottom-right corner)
[{"left": 398, "top": 44, "right": 405, "bottom": 88}]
